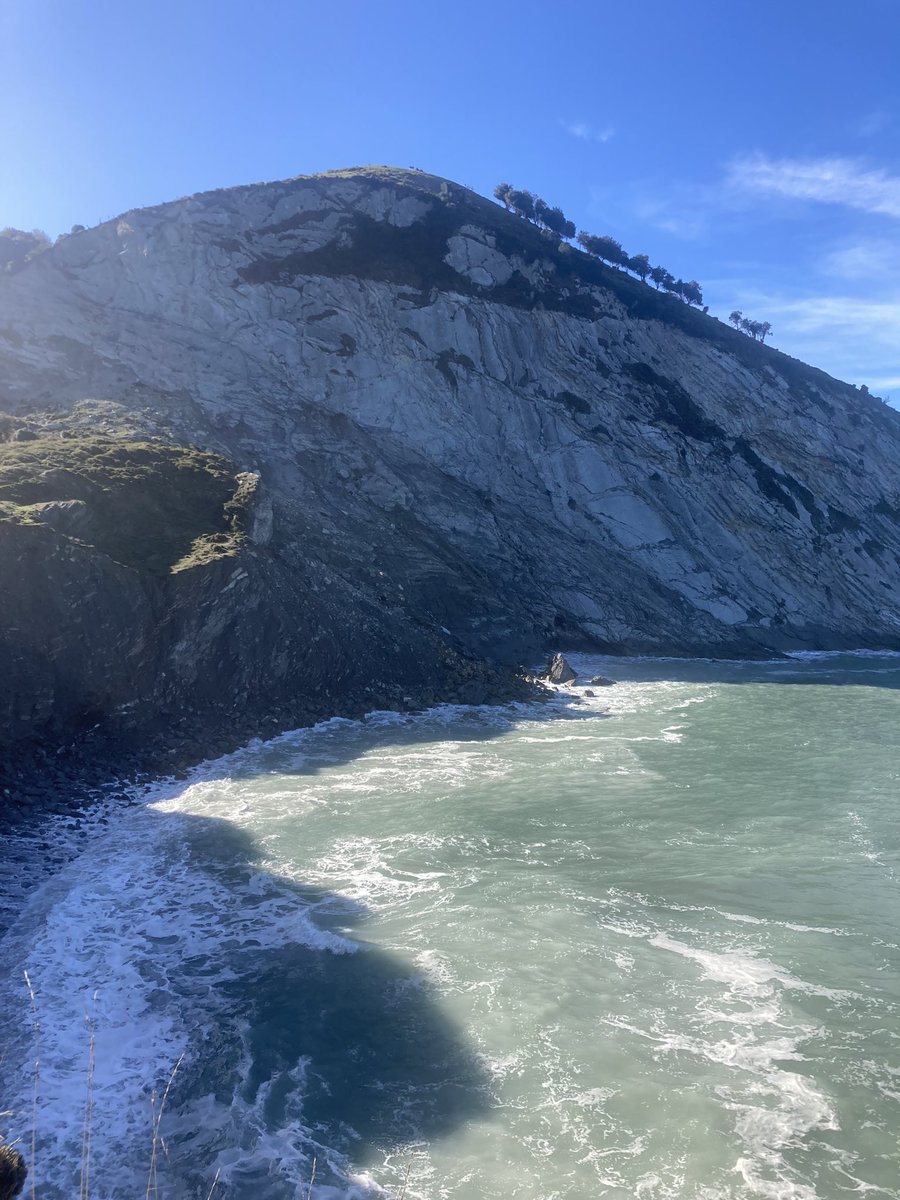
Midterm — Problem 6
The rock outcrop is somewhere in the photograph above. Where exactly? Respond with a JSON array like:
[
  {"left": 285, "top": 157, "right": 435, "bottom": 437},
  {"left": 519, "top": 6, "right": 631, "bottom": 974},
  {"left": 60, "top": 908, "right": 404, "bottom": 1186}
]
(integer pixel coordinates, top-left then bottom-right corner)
[
  {"left": 2, "top": 165, "right": 899, "bottom": 776},
  {"left": 545, "top": 653, "right": 578, "bottom": 685},
  {"left": 0, "top": 435, "right": 522, "bottom": 786}
]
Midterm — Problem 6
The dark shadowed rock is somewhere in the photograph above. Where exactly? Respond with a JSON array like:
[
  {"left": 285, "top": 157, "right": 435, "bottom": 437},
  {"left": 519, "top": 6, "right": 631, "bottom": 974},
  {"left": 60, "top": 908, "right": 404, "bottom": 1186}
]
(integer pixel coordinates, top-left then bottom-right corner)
[
  {"left": 0, "top": 1144, "right": 27, "bottom": 1200},
  {"left": 33, "top": 498, "right": 91, "bottom": 538},
  {"left": 589, "top": 675, "right": 617, "bottom": 687}
]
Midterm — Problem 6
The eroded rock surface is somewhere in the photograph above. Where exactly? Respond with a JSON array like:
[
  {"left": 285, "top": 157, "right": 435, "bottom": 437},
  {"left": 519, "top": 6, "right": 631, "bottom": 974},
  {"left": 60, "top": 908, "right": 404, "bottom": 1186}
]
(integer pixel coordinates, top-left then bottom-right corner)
[{"left": 546, "top": 654, "right": 578, "bottom": 685}]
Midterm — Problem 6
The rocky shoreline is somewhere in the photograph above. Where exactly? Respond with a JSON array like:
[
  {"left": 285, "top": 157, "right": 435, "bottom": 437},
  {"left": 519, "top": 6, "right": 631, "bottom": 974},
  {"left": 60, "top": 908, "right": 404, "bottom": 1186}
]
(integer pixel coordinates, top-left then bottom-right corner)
[
  {"left": 0, "top": 665, "right": 544, "bottom": 832},
  {"left": 0, "top": 663, "right": 552, "bottom": 948}
]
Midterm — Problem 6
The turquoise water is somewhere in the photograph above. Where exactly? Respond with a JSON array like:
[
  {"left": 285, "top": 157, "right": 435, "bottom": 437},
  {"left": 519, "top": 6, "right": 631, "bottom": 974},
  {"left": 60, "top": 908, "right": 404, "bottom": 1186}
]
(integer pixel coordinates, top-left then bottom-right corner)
[{"left": 2, "top": 653, "right": 899, "bottom": 1199}]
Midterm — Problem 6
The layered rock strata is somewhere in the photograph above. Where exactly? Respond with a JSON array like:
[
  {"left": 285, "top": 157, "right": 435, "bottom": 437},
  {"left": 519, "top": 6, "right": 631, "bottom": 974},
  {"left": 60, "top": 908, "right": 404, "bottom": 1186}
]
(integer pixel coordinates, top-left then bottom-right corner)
[{"left": 2, "top": 165, "right": 899, "bottom": 781}]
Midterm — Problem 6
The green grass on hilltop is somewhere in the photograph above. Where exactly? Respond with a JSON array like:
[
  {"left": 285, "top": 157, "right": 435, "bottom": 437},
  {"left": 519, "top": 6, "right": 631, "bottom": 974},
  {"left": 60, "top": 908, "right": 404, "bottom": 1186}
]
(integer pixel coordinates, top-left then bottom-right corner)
[{"left": 0, "top": 436, "right": 250, "bottom": 574}]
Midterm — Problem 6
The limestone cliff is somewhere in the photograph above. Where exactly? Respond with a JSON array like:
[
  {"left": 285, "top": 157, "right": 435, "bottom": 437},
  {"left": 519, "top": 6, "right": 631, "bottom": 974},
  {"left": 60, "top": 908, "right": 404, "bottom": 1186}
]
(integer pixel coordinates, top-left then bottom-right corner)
[{"left": 1, "top": 166, "right": 899, "bottom": 770}]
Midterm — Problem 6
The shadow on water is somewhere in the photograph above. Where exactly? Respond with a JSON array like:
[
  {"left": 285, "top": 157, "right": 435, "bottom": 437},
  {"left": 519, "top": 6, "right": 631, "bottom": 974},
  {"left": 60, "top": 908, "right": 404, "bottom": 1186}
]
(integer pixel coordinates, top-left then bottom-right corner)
[
  {"left": 8, "top": 663, "right": 900, "bottom": 1193},
  {"left": 146, "top": 812, "right": 493, "bottom": 1197}
]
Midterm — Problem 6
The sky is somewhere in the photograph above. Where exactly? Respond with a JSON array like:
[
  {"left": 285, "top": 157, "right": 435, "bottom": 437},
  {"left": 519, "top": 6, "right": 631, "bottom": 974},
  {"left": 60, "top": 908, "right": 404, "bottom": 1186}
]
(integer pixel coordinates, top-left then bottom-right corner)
[{"left": 2, "top": 0, "right": 899, "bottom": 398}]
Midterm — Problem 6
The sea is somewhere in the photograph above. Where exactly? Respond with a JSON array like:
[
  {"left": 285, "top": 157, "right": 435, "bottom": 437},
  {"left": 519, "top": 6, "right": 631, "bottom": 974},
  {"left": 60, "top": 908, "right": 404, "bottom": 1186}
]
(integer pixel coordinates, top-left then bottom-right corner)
[{"left": 1, "top": 652, "right": 899, "bottom": 1200}]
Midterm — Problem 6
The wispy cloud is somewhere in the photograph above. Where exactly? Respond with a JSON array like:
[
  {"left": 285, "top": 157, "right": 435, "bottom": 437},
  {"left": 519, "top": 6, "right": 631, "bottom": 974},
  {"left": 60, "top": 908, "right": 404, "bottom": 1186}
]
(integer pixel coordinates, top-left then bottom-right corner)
[
  {"left": 722, "top": 283, "right": 900, "bottom": 394},
  {"left": 560, "top": 119, "right": 615, "bottom": 144},
  {"left": 822, "top": 238, "right": 900, "bottom": 283},
  {"left": 766, "top": 294, "right": 900, "bottom": 343},
  {"left": 727, "top": 154, "right": 900, "bottom": 219},
  {"left": 869, "top": 375, "right": 900, "bottom": 393},
  {"left": 633, "top": 196, "right": 707, "bottom": 239}
]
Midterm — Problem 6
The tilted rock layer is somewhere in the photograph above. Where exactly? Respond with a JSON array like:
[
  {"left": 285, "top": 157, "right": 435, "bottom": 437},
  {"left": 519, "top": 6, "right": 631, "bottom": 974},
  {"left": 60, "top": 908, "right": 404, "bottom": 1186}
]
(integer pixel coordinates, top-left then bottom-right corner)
[{"left": 1, "top": 166, "right": 899, "bottom": 761}]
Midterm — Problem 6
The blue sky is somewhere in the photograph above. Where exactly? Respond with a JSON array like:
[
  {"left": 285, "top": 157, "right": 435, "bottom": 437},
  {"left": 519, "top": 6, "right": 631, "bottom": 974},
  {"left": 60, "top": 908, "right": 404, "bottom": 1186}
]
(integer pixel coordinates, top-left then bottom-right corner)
[{"left": 2, "top": 0, "right": 898, "bottom": 398}]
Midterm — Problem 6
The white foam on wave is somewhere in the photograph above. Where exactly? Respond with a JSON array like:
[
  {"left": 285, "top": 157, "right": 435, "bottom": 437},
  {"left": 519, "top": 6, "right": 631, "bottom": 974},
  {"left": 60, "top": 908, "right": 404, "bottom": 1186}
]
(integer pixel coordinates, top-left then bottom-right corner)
[
  {"left": 8, "top": 671, "right": 895, "bottom": 1198},
  {"left": 649, "top": 933, "right": 856, "bottom": 1000},
  {"left": 633, "top": 932, "right": 842, "bottom": 1199},
  {"left": 590, "top": 874, "right": 865, "bottom": 1194},
  {"left": 0, "top": 796, "right": 364, "bottom": 1198},
  {"left": 5, "top": 694, "right": 582, "bottom": 1198},
  {"left": 300, "top": 834, "right": 460, "bottom": 918},
  {"left": 606, "top": 887, "right": 847, "bottom": 939}
]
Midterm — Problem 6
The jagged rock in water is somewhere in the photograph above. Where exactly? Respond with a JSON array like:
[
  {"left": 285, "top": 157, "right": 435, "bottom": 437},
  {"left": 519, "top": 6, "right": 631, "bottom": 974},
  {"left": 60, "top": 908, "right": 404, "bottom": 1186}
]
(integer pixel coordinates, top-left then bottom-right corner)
[
  {"left": 546, "top": 653, "right": 577, "bottom": 684},
  {"left": 589, "top": 675, "right": 617, "bottom": 687},
  {"left": 1, "top": 165, "right": 900, "bottom": 771}
]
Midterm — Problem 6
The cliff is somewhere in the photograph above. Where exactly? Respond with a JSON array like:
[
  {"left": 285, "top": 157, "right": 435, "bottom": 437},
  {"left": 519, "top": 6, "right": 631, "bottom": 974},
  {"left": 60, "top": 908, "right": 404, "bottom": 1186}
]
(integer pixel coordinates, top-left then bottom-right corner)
[{"left": 2, "top": 165, "right": 899, "bottom": 778}]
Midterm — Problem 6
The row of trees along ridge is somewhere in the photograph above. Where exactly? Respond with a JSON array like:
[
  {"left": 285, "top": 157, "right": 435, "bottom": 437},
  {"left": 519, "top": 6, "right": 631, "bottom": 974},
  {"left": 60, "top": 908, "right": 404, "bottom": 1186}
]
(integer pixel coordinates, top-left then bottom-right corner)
[
  {"left": 729, "top": 310, "right": 773, "bottom": 342},
  {"left": 493, "top": 182, "right": 776, "bottom": 341},
  {"left": 492, "top": 184, "right": 577, "bottom": 240},
  {"left": 493, "top": 182, "right": 704, "bottom": 309}
]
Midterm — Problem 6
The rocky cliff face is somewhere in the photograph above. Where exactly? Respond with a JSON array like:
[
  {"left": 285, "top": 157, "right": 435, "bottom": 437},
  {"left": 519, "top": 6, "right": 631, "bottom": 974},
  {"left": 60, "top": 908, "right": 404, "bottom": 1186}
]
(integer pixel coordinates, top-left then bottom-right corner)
[
  {"left": 2, "top": 165, "right": 899, "bottom": 771},
  {"left": 0, "top": 432, "right": 518, "bottom": 785}
]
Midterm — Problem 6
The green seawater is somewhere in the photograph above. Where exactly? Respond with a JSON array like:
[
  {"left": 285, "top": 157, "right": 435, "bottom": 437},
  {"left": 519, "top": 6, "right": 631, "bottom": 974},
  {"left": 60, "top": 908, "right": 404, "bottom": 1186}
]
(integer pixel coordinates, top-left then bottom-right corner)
[{"left": 2, "top": 653, "right": 899, "bottom": 1199}]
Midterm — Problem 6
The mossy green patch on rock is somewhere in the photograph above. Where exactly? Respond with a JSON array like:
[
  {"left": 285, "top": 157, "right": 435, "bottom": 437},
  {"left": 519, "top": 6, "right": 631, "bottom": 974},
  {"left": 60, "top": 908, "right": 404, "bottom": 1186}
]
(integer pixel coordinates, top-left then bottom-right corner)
[{"left": 0, "top": 437, "right": 249, "bottom": 573}]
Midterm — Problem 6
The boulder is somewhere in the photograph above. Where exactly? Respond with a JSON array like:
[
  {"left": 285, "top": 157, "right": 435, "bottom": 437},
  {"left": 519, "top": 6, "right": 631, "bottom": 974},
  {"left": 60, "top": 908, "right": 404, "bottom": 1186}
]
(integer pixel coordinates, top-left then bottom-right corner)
[
  {"left": 545, "top": 652, "right": 577, "bottom": 684},
  {"left": 589, "top": 675, "right": 616, "bottom": 687},
  {"left": 33, "top": 498, "right": 92, "bottom": 539}
]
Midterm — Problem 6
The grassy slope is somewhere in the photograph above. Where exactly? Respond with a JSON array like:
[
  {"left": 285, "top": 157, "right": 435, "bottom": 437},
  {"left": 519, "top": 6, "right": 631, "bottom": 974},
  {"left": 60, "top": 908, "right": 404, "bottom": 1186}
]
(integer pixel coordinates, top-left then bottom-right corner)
[{"left": 0, "top": 436, "right": 248, "bottom": 574}]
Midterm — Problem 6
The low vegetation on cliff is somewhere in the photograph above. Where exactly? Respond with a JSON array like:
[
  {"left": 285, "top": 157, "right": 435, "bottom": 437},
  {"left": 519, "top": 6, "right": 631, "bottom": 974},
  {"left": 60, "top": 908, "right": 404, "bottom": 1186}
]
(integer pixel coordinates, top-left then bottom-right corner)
[
  {"left": 493, "top": 179, "right": 783, "bottom": 334},
  {"left": 0, "top": 432, "right": 251, "bottom": 574},
  {"left": 494, "top": 182, "right": 705, "bottom": 306}
]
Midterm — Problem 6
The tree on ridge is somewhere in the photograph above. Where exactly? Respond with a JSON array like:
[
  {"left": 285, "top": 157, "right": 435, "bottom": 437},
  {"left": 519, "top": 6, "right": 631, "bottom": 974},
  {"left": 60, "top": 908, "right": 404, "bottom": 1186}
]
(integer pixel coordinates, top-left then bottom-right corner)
[
  {"left": 629, "top": 254, "right": 651, "bottom": 282},
  {"left": 507, "top": 189, "right": 536, "bottom": 221},
  {"left": 682, "top": 280, "right": 703, "bottom": 306}
]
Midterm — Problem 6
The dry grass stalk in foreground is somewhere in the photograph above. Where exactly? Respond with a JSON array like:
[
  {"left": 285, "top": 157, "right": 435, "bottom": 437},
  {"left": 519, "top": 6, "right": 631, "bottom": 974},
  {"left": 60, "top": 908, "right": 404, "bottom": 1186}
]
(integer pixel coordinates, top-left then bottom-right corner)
[
  {"left": 80, "top": 1001, "right": 97, "bottom": 1200},
  {"left": 396, "top": 1161, "right": 412, "bottom": 1200},
  {"left": 146, "top": 1053, "right": 184, "bottom": 1200},
  {"left": 22, "top": 971, "right": 38, "bottom": 1200}
]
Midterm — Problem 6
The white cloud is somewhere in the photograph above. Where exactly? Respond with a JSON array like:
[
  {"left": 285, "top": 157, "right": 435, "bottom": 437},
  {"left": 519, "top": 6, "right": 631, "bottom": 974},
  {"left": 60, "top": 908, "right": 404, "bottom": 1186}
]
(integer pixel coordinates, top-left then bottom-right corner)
[
  {"left": 560, "top": 119, "right": 615, "bottom": 144},
  {"left": 767, "top": 294, "right": 900, "bottom": 343},
  {"left": 869, "top": 374, "right": 900, "bottom": 393},
  {"left": 721, "top": 284, "right": 900, "bottom": 394},
  {"left": 633, "top": 197, "right": 706, "bottom": 239},
  {"left": 822, "top": 238, "right": 900, "bottom": 283},
  {"left": 727, "top": 154, "right": 900, "bottom": 219}
]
